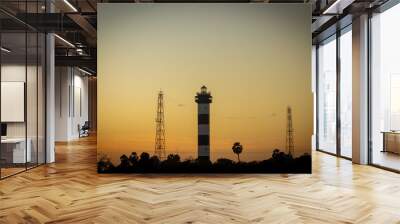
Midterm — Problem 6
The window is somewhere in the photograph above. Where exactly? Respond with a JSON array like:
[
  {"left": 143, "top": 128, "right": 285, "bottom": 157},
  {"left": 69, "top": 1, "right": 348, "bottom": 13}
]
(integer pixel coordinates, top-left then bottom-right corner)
[
  {"left": 390, "top": 74, "right": 400, "bottom": 130},
  {"left": 316, "top": 25, "right": 353, "bottom": 159},
  {"left": 317, "top": 35, "right": 337, "bottom": 154},
  {"left": 371, "top": 2, "right": 400, "bottom": 171},
  {"left": 339, "top": 28, "right": 352, "bottom": 158}
]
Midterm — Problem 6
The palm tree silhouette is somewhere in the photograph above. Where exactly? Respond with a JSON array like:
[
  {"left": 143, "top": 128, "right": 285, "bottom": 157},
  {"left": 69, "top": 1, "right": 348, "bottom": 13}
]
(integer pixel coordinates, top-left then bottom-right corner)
[{"left": 232, "top": 142, "right": 243, "bottom": 162}]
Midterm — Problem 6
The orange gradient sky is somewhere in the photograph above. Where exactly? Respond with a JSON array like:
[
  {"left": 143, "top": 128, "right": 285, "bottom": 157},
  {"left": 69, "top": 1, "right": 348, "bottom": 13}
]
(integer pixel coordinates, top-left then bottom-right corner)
[{"left": 98, "top": 4, "right": 312, "bottom": 163}]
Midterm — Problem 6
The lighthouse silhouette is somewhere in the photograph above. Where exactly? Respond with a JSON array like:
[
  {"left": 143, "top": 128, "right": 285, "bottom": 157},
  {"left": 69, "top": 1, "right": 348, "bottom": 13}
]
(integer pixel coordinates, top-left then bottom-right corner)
[{"left": 195, "top": 86, "right": 212, "bottom": 161}]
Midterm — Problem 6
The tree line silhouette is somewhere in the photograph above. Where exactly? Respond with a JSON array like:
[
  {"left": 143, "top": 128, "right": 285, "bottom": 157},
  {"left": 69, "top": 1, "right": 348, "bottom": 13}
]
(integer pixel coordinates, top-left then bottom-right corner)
[{"left": 98, "top": 147, "right": 311, "bottom": 174}]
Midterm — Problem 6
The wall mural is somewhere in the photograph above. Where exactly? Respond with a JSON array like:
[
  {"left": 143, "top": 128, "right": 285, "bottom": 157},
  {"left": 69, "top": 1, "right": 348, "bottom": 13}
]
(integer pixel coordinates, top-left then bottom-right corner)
[{"left": 97, "top": 3, "right": 312, "bottom": 173}]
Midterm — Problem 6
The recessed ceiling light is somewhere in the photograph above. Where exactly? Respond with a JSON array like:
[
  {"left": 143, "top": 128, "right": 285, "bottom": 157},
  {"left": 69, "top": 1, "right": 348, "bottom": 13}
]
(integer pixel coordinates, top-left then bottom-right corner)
[
  {"left": 1, "top": 47, "right": 11, "bottom": 53},
  {"left": 63, "top": 0, "right": 78, "bottom": 12},
  {"left": 78, "top": 67, "right": 93, "bottom": 76},
  {"left": 54, "top": 34, "right": 75, "bottom": 48},
  {"left": 323, "top": 0, "right": 345, "bottom": 14},
  {"left": 322, "top": 0, "right": 356, "bottom": 15}
]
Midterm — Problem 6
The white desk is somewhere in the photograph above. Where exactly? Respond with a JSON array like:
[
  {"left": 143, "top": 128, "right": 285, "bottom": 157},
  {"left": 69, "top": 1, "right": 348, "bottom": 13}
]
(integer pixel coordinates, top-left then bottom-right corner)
[{"left": 1, "top": 138, "right": 31, "bottom": 163}]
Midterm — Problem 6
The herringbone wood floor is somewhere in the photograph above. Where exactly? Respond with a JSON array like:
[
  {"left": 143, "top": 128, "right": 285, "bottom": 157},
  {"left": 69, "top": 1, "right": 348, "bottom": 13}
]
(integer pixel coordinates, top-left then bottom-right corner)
[{"left": 1, "top": 136, "right": 400, "bottom": 224}]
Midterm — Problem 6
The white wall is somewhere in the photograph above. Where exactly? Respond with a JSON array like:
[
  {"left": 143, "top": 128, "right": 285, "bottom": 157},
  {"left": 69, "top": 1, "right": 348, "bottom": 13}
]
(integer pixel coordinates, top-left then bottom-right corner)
[
  {"left": 1, "top": 65, "right": 41, "bottom": 137},
  {"left": 55, "top": 67, "right": 89, "bottom": 141},
  {"left": 55, "top": 67, "right": 70, "bottom": 141},
  {"left": 1, "top": 65, "right": 29, "bottom": 141},
  {"left": 72, "top": 72, "right": 89, "bottom": 138}
]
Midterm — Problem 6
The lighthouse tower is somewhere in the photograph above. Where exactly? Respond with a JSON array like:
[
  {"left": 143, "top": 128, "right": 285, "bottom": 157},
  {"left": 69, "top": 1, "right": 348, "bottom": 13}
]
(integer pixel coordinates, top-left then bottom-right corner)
[{"left": 195, "top": 86, "right": 212, "bottom": 161}]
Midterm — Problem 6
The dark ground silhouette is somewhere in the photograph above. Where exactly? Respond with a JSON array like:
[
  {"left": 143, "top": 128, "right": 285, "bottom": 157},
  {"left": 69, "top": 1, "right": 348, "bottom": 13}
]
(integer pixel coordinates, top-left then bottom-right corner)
[{"left": 98, "top": 149, "right": 311, "bottom": 173}]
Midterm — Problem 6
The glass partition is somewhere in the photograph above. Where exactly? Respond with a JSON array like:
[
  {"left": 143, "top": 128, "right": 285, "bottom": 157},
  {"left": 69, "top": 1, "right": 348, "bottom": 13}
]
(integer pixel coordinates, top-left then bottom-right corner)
[
  {"left": 0, "top": 2, "right": 46, "bottom": 179},
  {"left": 38, "top": 32, "right": 46, "bottom": 165},
  {"left": 27, "top": 30, "right": 38, "bottom": 169},
  {"left": 0, "top": 31, "right": 28, "bottom": 177}
]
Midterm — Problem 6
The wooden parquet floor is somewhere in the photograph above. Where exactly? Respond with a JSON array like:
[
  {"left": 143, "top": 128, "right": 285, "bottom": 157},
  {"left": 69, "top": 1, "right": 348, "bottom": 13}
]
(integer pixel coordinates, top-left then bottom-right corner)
[{"left": 1, "top": 135, "right": 400, "bottom": 224}]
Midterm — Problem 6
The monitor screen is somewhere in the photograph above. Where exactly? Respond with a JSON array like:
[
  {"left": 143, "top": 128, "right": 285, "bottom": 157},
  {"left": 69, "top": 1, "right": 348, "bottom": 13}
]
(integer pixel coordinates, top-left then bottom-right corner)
[{"left": 1, "top": 123, "right": 7, "bottom": 137}]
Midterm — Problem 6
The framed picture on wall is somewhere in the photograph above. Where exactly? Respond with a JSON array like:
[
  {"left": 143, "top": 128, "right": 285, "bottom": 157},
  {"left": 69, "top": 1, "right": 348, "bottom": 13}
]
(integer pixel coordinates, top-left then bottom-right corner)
[{"left": 97, "top": 3, "right": 312, "bottom": 173}]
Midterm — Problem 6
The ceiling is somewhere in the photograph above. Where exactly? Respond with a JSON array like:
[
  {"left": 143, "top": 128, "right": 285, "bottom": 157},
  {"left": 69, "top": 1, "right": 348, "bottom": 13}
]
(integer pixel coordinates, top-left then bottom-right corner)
[{"left": 0, "top": 0, "right": 391, "bottom": 75}]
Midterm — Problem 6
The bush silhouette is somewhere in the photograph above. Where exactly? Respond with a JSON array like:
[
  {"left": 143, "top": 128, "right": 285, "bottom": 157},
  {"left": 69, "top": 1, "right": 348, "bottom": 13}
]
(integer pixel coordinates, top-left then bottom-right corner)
[
  {"left": 98, "top": 149, "right": 311, "bottom": 174},
  {"left": 117, "top": 154, "right": 131, "bottom": 172},
  {"left": 129, "top": 152, "right": 139, "bottom": 164},
  {"left": 97, "top": 155, "right": 115, "bottom": 173}
]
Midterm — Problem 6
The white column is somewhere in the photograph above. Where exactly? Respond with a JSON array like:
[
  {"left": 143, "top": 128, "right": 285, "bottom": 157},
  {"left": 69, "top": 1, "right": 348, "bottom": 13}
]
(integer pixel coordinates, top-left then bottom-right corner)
[
  {"left": 352, "top": 14, "right": 369, "bottom": 164},
  {"left": 46, "top": 32, "right": 55, "bottom": 163}
]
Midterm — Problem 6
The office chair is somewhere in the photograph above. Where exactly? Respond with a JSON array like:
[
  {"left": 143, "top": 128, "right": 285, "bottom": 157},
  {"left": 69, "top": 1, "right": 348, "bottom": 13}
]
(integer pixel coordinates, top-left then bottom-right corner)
[{"left": 79, "top": 121, "right": 90, "bottom": 138}]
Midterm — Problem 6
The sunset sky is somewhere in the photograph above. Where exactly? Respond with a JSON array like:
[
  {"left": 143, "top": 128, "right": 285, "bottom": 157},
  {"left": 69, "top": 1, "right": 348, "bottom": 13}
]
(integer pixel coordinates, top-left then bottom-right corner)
[{"left": 98, "top": 4, "right": 312, "bottom": 164}]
